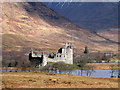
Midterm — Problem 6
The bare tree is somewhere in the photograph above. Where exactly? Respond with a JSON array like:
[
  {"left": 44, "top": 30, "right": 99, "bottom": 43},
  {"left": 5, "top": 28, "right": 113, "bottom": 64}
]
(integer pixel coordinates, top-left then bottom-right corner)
[
  {"left": 109, "top": 64, "right": 116, "bottom": 78},
  {"left": 74, "top": 56, "right": 88, "bottom": 76},
  {"left": 84, "top": 65, "right": 95, "bottom": 76}
]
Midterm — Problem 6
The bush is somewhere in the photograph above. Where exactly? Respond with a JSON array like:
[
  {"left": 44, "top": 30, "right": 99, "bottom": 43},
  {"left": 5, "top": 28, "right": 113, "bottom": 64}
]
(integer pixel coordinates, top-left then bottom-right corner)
[{"left": 40, "top": 62, "right": 79, "bottom": 73}]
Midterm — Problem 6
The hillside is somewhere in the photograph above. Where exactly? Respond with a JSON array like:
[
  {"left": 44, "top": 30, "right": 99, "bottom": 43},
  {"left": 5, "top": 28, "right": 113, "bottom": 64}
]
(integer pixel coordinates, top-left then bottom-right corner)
[
  {"left": 2, "top": 2, "right": 118, "bottom": 56},
  {"left": 44, "top": 2, "right": 118, "bottom": 31}
]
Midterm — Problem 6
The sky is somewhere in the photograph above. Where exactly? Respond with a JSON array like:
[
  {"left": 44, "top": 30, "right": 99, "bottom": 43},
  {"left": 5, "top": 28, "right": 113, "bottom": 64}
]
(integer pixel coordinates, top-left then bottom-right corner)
[{"left": 1, "top": 0, "right": 120, "bottom": 2}]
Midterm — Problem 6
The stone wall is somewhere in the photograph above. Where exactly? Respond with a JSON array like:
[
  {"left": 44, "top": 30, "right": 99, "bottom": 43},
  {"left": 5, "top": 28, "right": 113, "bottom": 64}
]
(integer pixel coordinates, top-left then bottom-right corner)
[{"left": 29, "top": 43, "right": 73, "bottom": 67}]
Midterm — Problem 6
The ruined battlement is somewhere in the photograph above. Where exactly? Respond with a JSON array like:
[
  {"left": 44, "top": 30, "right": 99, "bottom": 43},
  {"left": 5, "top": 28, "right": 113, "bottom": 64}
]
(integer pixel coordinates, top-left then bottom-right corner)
[{"left": 29, "top": 43, "right": 73, "bottom": 67}]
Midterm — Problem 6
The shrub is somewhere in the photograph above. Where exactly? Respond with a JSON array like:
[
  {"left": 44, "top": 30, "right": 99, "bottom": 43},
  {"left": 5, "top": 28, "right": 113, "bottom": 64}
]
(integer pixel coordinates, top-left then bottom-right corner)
[{"left": 40, "top": 62, "right": 79, "bottom": 73}]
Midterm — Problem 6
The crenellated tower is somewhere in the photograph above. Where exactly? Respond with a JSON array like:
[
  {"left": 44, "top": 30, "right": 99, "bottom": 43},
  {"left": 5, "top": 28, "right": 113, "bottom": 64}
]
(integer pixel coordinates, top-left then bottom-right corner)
[{"left": 61, "top": 43, "right": 73, "bottom": 64}]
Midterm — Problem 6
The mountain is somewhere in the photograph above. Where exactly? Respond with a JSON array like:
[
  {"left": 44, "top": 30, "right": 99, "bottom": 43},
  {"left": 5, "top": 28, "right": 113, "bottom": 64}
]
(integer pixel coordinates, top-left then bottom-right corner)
[
  {"left": 2, "top": 2, "right": 118, "bottom": 55},
  {"left": 44, "top": 2, "right": 118, "bottom": 31}
]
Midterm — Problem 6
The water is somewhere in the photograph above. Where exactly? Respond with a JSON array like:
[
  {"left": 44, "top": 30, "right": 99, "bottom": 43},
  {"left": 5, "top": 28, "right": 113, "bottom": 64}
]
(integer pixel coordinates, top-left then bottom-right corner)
[
  {"left": 67, "top": 69, "right": 118, "bottom": 78},
  {"left": 1, "top": 69, "right": 119, "bottom": 78},
  {"left": 39, "top": 69, "right": 119, "bottom": 78}
]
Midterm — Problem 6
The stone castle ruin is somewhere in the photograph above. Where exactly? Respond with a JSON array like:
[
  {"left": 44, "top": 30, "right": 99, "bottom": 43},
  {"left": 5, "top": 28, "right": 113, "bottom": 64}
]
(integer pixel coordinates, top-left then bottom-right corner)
[{"left": 29, "top": 43, "right": 73, "bottom": 67}]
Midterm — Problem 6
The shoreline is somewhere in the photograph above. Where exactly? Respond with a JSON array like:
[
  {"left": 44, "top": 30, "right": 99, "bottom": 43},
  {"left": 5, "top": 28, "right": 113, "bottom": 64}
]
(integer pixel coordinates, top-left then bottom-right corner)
[
  {"left": 2, "top": 63, "right": 119, "bottom": 70},
  {"left": 1, "top": 68, "right": 119, "bottom": 79}
]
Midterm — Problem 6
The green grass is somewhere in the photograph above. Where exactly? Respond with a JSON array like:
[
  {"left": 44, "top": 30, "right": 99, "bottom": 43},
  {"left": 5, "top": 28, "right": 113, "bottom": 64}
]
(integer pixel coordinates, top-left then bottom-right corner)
[{"left": 40, "top": 62, "right": 80, "bottom": 72}]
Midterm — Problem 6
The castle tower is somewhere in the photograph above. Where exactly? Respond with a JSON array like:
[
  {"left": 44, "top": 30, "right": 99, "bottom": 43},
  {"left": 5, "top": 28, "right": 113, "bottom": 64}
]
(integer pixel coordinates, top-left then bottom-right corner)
[
  {"left": 30, "top": 48, "right": 36, "bottom": 57},
  {"left": 30, "top": 48, "right": 33, "bottom": 54},
  {"left": 42, "top": 53, "right": 47, "bottom": 66},
  {"left": 62, "top": 43, "right": 73, "bottom": 64}
]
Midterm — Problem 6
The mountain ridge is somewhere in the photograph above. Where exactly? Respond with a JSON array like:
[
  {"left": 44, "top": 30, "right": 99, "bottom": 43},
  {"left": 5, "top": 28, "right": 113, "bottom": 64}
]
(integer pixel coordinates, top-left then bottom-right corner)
[
  {"left": 44, "top": 2, "right": 118, "bottom": 31},
  {"left": 2, "top": 2, "right": 118, "bottom": 54}
]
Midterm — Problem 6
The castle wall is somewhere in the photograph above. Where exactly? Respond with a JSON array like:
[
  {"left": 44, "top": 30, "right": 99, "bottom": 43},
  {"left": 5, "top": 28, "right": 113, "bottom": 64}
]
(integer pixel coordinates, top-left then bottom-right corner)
[
  {"left": 29, "top": 43, "right": 73, "bottom": 67},
  {"left": 42, "top": 54, "right": 47, "bottom": 66},
  {"left": 47, "top": 54, "right": 66, "bottom": 63},
  {"left": 46, "top": 46, "right": 73, "bottom": 65},
  {"left": 65, "top": 48, "right": 73, "bottom": 64}
]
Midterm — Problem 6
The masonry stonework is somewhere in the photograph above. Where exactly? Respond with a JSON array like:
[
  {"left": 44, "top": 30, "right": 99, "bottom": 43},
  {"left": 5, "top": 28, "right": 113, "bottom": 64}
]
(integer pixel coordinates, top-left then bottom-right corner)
[{"left": 29, "top": 43, "right": 73, "bottom": 67}]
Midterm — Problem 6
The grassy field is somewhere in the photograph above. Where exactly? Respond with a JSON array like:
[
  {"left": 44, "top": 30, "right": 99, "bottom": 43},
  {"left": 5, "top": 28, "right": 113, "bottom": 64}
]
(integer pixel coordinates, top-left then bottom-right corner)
[
  {"left": 2, "top": 71, "right": 118, "bottom": 88},
  {"left": 87, "top": 63, "right": 119, "bottom": 69}
]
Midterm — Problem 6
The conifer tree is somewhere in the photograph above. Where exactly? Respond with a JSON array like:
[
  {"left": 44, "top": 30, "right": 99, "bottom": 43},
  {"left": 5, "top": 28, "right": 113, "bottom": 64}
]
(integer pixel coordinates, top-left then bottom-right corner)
[
  {"left": 8, "top": 63, "right": 12, "bottom": 67},
  {"left": 84, "top": 46, "right": 89, "bottom": 54},
  {"left": 14, "top": 61, "right": 18, "bottom": 67}
]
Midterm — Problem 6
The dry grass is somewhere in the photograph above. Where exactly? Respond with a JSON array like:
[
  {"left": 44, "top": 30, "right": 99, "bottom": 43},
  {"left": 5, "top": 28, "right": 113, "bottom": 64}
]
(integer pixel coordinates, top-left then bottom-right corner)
[
  {"left": 2, "top": 71, "right": 118, "bottom": 88},
  {"left": 2, "top": 2, "right": 118, "bottom": 53},
  {"left": 87, "top": 63, "right": 119, "bottom": 69}
]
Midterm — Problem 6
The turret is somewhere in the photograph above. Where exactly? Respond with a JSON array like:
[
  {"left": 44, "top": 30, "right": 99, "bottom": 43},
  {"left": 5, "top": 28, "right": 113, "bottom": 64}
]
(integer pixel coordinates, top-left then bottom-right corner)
[
  {"left": 30, "top": 48, "right": 33, "bottom": 54},
  {"left": 62, "top": 43, "right": 73, "bottom": 64}
]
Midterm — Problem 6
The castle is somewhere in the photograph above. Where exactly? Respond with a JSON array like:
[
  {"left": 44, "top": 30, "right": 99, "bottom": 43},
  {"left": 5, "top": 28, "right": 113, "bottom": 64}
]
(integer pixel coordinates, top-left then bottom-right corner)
[{"left": 29, "top": 43, "right": 73, "bottom": 67}]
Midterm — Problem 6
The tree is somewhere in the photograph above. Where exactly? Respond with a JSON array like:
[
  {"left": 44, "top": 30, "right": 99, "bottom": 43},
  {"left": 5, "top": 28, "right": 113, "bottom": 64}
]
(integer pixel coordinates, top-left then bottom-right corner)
[
  {"left": 102, "top": 55, "right": 110, "bottom": 63},
  {"left": 8, "top": 63, "right": 12, "bottom": 67},
  {"left": 40, "top": 62, "right": 79, "bottom": 74},
  {"left": 14, "top": 61, "right": 18, "bottom": 67},
  {"left": 84, "top": 46, "right": 89, "bottom": 54},
  {"left": 75, "top": 57, "right": 88, "bottom": 76},
  {"left": 84, "top": 65, "right": 95, "bottom": 76},
  {"left": 109, "top": 64, "right": 116, "bottom": 78},
  {"left": 21, "top": 61, "right": 27, "bottom": 71},
  {"left": 94, "top": 54, "right": 103, "bottom": 63}
]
